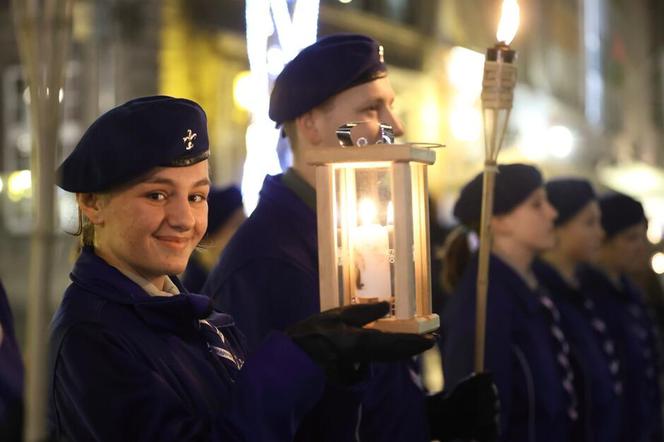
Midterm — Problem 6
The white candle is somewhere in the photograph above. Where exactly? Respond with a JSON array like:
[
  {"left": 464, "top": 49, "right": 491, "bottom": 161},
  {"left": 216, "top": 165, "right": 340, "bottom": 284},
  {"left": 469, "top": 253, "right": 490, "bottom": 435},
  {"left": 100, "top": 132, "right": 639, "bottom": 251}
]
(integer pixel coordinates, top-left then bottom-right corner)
[
  {"left": 353, "top": 224, "right": 391, "bottom": 300},
  {"left": 352, "top": 198, "right": 392, "bottom": 301}
]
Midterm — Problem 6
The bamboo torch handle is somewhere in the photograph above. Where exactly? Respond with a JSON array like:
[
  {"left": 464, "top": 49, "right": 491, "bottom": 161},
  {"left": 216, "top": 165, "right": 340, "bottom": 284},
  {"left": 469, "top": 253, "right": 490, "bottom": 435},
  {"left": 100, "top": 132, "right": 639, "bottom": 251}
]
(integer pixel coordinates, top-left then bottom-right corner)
[{"left": 474, "top": 160, "right": 497, "bottom": 372}]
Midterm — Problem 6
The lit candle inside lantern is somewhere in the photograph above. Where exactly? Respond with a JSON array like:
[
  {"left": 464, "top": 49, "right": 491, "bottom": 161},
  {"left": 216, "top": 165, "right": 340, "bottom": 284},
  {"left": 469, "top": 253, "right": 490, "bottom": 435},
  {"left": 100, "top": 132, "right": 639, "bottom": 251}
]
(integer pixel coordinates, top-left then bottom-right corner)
[{"left": 352, "top": 198, "right": 391, "bottom": 302}]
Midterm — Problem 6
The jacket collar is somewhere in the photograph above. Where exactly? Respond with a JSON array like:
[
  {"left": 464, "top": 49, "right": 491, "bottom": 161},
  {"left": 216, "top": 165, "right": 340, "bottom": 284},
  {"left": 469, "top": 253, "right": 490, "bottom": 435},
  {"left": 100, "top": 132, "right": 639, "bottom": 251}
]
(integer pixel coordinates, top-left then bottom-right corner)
[
  {"left": 486, "top": 253, "right": 542, "bottom": 313},
  {"left": 532, "top": 258, "right": 584, "bottom": 306},
  {"left": 70, "top": 247, "right": 215, "bottom": 334}
]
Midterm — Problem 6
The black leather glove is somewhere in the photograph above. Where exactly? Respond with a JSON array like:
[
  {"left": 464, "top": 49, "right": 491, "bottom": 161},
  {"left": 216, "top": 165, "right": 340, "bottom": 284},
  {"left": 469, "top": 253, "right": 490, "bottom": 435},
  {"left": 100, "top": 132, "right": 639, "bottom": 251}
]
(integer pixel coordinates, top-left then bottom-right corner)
[
  {"left": 287, "top": 301, "right": 435, "bottom": 382},
  {"left": 427, "top": 372, "right": 500, "bottom": 442}
]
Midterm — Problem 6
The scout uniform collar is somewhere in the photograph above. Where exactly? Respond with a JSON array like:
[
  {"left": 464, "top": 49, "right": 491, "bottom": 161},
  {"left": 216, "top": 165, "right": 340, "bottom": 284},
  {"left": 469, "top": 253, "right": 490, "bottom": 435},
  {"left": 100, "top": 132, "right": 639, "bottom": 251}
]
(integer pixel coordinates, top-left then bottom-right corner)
[
  {"left": 70, "top": 247, "right": 215, "bottom": 334},
  {"left": 281, "top": 167, "right": 316, "bottom": 212}
]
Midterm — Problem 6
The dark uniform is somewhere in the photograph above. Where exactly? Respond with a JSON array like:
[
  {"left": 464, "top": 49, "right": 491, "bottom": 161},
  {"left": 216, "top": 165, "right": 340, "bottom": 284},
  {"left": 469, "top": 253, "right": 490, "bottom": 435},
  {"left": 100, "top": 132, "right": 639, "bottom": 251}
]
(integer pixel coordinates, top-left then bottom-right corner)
[
  {"left": 533, "top": 259, "right": 622, "bottom": 441},
  {"left": 49, "top": 247, "right": 325, "bottom": 441},
  {"left": 579, "top": 191, "right": 663, "bottom": 442},
  {"left": 205, "top": 170, "right": 431, "bottom": 441},
  {"left": 531, "top": 178, "right": 623, "bottom": 441},
  {"left": 444, "top": 254, "right": 577, "bottom": 442},
  {"left": 0, "top": 279, "right": 23, "bottom": 441},
  {"left": 580, "top": 264, "right": 662, "bottom": 442},
  {"left": 442, "top": 164, "right": 579, "bottom": 442}
]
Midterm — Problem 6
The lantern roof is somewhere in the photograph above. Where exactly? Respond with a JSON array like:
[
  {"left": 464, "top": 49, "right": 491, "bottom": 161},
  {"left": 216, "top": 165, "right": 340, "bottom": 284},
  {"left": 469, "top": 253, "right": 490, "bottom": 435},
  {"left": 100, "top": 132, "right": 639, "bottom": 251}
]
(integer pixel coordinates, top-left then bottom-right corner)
[{"left": 304, "top": 143, "right": 438, "bottom": 166}]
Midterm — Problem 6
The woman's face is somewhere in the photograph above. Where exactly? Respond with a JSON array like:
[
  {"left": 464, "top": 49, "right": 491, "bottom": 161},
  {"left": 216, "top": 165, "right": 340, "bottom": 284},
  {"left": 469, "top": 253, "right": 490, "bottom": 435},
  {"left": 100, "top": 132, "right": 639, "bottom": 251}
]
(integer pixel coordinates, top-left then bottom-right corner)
[
  {"left": 556, "top": 201, "right": 604, "bottom": 263},
  {"left": 493, "top": 187, "right": 558, "bottom": 253},
  {"left": 85, "top": 161, "right": 210, "bottom": 287},
  {"left": 601, "top": 221, "right": 649, "bottom": 274}
]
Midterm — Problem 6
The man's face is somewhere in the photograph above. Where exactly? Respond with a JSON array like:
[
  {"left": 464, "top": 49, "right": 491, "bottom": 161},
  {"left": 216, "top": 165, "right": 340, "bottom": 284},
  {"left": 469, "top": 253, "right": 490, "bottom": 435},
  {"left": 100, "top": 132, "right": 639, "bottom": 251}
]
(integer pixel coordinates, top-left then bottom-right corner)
[
  {"left": 90, "top": 161, "right": 210, "bottom": 287},
  {"left": 309, "top": 76, "right": 405, "bottom": 147}
]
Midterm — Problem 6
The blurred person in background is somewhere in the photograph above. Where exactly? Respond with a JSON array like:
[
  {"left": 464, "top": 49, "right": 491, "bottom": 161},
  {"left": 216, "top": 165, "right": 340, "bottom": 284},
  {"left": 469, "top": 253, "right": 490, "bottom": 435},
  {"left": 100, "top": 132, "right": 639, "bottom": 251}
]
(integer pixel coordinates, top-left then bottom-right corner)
[
  {"left": 443, "top": 163, "right": 583, "bottom": 442},
  {"left": 579, "top": 192, "right": 663, "bottom": 441},
  {"left": 533, "top": 178, "right": 621, "bottom": 441},
  {"left": 182, "top": 185, "right": 244, "bottom": 293}
]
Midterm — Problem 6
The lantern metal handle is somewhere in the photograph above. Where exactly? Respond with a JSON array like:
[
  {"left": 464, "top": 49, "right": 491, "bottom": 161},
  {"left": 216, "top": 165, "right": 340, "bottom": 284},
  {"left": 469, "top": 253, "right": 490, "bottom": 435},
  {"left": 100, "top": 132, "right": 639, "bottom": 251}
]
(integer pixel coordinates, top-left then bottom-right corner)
[{"left": 336, "top": 121, "right": 394, "bottom": 147}]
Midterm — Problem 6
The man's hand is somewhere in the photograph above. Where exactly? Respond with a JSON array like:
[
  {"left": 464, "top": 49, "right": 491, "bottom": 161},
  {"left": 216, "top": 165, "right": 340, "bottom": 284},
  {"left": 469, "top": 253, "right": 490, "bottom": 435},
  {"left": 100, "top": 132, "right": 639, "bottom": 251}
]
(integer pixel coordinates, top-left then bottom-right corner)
[
  {"left": 287, "top": 302, "right": 435, "bottom": 382},
  {"left": 427, "top": 372, "right": 500, "bottom": 442}
]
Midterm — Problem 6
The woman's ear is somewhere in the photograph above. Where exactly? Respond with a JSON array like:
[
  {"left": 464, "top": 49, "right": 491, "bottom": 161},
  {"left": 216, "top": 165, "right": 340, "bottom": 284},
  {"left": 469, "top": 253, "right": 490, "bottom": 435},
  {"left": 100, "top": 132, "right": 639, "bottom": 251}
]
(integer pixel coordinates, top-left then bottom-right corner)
[
  {"left": 76, "top": 193, "right": 106, "bottom": 225},
  {"left": 295, "top": 111, "right": 322, "bottom": 145}
]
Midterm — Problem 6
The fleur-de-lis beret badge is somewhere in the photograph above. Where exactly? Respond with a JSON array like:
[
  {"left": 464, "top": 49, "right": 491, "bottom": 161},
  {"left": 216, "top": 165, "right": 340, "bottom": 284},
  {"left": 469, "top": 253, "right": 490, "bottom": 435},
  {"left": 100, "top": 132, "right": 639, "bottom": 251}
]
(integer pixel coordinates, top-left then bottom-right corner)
[
  {"left": 183, "top": 129, "right": 197, "bottom": 150},
  {"left": 378, "top": 45, "right": 384, "bottom": 63}
]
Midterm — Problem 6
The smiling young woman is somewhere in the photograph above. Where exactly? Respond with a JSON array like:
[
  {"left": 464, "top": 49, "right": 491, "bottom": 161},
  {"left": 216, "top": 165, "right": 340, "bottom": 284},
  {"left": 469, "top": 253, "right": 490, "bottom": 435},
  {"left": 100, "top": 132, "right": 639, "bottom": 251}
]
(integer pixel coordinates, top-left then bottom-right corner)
[
  {"left": 77, "top": 164, "right": 211, "bottom": 290},
  {"left": 48, "top": 96, "right": 434, "bottom": 441}
]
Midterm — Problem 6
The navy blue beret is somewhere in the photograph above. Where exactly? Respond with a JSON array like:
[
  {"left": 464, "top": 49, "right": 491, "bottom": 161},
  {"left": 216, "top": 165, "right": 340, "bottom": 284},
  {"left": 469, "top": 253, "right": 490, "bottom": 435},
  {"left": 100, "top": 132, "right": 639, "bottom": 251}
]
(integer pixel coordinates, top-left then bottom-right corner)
[
  {"left": 545, "top": 178, "right": 596, "bottom": 226},
  {"left": 599, "top": 192, "right": 647, "bottom": 239},
  {"left": 206, "top": 185, "right": 243, "bottom": 235},
  {"left": 57, "top": 96, "right": 209, "bottom": 193},
  {"left": 454, "top": 163, "right": 543, "bottom": 226},
  {"left": 269, "top": 33, "right": 387, "bottom": 126}
]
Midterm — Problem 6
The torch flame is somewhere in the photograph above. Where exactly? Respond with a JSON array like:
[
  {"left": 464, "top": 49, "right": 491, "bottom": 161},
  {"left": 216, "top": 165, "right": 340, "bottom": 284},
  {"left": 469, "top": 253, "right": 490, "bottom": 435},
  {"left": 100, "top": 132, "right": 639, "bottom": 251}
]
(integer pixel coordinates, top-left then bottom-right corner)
[{"left": 496, "top": 0, "right": 520, "bottom": 45}]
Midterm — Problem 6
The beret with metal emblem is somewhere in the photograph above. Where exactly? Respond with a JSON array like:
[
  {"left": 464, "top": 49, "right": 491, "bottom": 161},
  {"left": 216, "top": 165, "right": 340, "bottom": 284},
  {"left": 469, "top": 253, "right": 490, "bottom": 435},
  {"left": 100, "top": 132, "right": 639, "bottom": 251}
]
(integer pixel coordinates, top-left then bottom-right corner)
[
  {"left": 546, "top": 178, "right": 597, "bottom": 227},
  {"left": 454, "top": 163, "right": 543, "bottom": 227},
  {"left": 599, "top": 191, "right": 647, "bottom": 239},
  {"left": 269, "top": 33, "right": 387, "bottom": 127},
  {"left": 56, "top": 95, "right": 210, "bottom": 193}
]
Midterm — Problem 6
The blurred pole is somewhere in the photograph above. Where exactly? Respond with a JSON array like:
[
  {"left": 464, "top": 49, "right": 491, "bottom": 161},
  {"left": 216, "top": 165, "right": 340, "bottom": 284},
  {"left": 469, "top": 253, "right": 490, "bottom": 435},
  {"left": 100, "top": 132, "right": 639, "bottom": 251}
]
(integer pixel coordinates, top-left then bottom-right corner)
[{"left": 10, "top": 0, "right": 73, "bottom": 440}]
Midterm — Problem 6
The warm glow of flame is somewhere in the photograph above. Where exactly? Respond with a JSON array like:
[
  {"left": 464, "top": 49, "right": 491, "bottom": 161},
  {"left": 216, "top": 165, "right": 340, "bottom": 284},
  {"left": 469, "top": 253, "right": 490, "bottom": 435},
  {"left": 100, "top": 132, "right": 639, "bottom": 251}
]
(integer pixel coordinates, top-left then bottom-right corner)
[
  {"left": 387, "top": 201, "right": 394, "bottom": 225},
  {"left": 358, "top": 198, "right": 378, "bottom": 225},
  {"left": 496, "top": 0, "right": 520, "bottom": 44}
]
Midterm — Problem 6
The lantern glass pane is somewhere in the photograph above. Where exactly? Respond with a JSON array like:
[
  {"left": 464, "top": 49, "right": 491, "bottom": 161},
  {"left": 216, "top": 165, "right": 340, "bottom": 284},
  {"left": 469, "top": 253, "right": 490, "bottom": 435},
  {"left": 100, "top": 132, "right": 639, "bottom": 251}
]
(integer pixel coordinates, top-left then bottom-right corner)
[{"left": 335, "top": 165, "right": 395, "bottom": 315}]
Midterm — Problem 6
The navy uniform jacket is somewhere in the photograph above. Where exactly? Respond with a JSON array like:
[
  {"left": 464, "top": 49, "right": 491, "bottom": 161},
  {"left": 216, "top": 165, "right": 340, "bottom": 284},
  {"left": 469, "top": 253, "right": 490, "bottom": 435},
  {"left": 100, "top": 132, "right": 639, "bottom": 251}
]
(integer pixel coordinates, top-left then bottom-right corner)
[
  {"left": 533, "top": 259, "right": 621, "bottom": 442},
  {"left": 0, "top": 279, "right": 23, "bottom": 441},
  {"left": 443, "top": 254, "right": 575, "bottom": 442},
  {"left": 204, "top": 173, "right": 431, "bottom": 442},
  {"left": 49, "top": 247, "right": 325, "bottom": 442},
  {"left": 579, "top": 265, "right": 663, "bottom": 442}
]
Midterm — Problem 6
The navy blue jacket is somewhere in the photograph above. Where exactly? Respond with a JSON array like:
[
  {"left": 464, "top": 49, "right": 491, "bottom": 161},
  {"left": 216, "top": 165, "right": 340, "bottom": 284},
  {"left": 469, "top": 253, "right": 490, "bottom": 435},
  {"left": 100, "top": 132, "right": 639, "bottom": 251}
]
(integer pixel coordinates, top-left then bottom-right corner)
[
  {"left": 0, "top": 279, "right": 23, "bottom": 441},
  {"left": 204, "top": 174, "right": 431, "bottom": 442},
  {"left": 579, "top": 265, "right": 663, "bottom": 442},
  {"left": 443, "top": 254, "right": 576, "bottom": 442},
  {"left": 533, "top": 259, "right": 622, "bottom": 442},
  {"left": 49, "top": 247, "right": 325, "bottom": 441}
]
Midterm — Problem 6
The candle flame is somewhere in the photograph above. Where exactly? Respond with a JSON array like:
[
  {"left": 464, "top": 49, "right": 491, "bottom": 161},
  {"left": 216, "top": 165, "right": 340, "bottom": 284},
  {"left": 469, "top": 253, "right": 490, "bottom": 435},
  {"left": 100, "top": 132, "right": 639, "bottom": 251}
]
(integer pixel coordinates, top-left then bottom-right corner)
[
  {"left": 496, "top": 0, "right": 520, "bottom": 45},
  {"left": 358, "top": 198, "right": 378, "bottom": 225}
]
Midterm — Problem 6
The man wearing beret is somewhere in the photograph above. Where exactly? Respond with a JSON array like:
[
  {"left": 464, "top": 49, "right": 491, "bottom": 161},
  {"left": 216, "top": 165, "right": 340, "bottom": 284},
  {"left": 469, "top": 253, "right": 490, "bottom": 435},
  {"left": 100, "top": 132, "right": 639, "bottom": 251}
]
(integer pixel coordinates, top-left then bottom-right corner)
[
  {"left": 580, "top": 192, "right": 663, "bottom": 441},
  {"left": 205, "top": 34, "right": 499, "bottom": 441}
]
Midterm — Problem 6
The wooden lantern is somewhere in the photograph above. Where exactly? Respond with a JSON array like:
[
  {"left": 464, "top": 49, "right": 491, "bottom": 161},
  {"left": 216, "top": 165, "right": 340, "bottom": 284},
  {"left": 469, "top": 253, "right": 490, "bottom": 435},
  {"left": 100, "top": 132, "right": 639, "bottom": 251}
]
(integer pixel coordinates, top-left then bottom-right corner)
[{"left": 305, "top": 143, "right": 440, "bottom": 334}]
